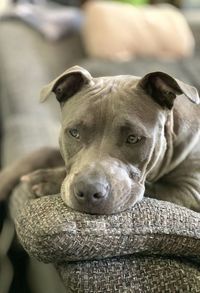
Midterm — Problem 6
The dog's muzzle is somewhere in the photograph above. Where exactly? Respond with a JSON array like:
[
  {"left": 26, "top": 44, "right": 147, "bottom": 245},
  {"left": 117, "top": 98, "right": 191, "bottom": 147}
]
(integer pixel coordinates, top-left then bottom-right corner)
[{"left": 61, "top": 160, "right": 144, "bottom": 214}]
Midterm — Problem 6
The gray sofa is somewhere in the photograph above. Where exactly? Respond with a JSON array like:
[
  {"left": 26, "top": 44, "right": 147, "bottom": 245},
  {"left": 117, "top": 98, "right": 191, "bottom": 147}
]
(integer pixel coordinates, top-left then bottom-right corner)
[{"left": 0, "top": 12, "right": 200, "bottom": 293}]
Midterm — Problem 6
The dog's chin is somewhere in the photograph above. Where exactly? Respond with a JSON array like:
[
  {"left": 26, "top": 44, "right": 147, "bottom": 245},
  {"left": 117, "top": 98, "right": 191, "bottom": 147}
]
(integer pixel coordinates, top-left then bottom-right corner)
[
  {"left": 61, "top": 185, "right": 145, "bottom": 215},
  {"left": 63, "top": 202, "right": 118, "bottom": 215}
]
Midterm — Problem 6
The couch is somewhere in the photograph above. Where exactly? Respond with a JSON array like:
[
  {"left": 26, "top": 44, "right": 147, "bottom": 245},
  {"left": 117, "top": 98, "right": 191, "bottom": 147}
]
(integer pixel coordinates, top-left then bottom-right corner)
[{"left": 0, "top": 8, "right": 200, "bottom": 293}]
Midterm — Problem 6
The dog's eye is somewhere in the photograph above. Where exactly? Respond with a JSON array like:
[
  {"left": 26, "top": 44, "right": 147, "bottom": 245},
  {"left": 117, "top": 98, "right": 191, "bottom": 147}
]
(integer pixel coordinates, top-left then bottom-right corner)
[
  {"left": 126, "top": 135, "right": 141, "bottom": 144},
  {"left": 69, "top": 128, "right": 80, "bottom": 139}
]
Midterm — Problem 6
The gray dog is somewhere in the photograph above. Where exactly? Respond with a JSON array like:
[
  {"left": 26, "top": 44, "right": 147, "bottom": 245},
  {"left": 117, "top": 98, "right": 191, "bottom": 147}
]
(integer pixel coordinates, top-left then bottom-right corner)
[{"left": 0, "top": 66, "right": 199, "bottom": 214}]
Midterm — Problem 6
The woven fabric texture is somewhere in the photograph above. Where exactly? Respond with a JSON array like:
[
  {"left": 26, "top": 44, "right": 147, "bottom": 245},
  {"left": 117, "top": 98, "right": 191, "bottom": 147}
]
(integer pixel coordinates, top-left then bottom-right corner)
[
  {"left": 58, "top": 256, "right": 200, "bottom": 293},
  {"left": 10, "top": 183, "right": 200, "bottom": 292}
]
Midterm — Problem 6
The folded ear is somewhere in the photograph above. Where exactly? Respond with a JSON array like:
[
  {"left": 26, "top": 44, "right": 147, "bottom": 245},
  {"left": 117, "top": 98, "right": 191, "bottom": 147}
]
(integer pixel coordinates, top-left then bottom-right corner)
[
  {"left": 40, "top": 66, "right": 93, "bottom": 103},
  {"left": 137, "top": 71, "right": 199, "bottom": 109}
]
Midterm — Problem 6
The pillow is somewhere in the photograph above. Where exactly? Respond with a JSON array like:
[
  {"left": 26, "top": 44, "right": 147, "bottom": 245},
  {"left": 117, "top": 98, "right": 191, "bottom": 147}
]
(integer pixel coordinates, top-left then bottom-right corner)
[{"left": 82, "top": 1, "right": 195, "bottom": 61}]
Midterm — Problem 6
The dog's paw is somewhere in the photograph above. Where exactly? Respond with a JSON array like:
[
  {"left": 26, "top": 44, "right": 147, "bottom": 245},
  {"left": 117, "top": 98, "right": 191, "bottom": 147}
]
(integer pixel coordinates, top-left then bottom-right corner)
[
  {"left": 31, "top": 182, "right": 61, "bottom": 197},
  {"left": 21, "top": 168, "right": 66, "bottom": 196}
]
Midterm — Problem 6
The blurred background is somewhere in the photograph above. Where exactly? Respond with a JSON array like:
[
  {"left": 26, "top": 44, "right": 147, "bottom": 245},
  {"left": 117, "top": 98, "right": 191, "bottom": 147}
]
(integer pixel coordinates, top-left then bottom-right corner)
[{"left": 0, "top": 0, "right": 200, "bottom": 292}]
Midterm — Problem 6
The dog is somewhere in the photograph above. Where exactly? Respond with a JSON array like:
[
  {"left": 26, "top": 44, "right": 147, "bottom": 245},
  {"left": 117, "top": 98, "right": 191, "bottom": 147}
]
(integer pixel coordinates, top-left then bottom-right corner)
[{"left": 0, "top": 66, "right": 199, "bottom": 214}]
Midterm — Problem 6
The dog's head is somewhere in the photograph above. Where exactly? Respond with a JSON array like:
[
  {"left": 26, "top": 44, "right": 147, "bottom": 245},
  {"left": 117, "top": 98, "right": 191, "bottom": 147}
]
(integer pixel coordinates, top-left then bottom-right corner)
[{"left": 41, "top": 66, "right": 199, "bottom": 214}]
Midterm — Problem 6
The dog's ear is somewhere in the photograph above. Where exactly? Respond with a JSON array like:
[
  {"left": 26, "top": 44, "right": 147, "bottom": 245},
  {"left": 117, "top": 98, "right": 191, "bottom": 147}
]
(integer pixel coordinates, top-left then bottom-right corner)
[
  {"left": 40, "top": 66, "right": 93, "bottom": 103},
  {"left": 137, "top": 71, "right": 199, "bottom": 109}
]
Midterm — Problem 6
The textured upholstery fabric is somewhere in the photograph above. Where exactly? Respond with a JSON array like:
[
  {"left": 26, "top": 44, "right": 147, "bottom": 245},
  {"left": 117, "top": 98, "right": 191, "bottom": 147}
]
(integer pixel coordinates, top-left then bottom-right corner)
[
  {"left": 10, "top": 183, "right": 200, "bottom": 292},
  {"left": 58, "top": 257, "right": 200, "bottom": 292}
]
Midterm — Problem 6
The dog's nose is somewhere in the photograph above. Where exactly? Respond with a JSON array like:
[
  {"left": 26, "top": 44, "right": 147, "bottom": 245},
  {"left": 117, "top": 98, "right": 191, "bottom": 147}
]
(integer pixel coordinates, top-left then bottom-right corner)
[{"left": 73, "top": 177, "right": 109, "bottom": 204}]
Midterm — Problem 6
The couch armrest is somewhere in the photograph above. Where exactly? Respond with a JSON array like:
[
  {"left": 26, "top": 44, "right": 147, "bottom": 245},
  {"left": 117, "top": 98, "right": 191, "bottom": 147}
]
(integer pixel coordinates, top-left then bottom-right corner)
[
  {"left": 10, "top": 182, "right": 200, "bottom": 292},
  {"left": 10, "top": 182, "right": 200, "bottom": 263}
]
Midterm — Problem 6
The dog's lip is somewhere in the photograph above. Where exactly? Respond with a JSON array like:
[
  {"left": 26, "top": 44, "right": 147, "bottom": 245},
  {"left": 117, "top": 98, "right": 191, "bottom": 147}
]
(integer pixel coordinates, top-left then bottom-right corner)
[
  {"left": 64, "top": 193, "right": 143, "bottom": 215},
  {"left": 66, "top": 204, "right": 114, "bottom": 215},
  {"left": 62, "top": 188, "right": 145, "bottom": 215},
  {"left": 61, "top": 174, "right": 145, "bottom": 215},
  {"left": 63, "top": 199, "right": 128, "bottom": 215}
]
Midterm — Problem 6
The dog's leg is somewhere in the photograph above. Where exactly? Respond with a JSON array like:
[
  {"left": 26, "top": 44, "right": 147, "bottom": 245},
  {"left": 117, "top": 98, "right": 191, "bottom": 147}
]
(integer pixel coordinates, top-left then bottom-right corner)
[
  {"left": 0, "top": 147, "right": 64, "bottom": 200},
  {"left": 147, "top": 181, "right": 200, "bottom": 212}
]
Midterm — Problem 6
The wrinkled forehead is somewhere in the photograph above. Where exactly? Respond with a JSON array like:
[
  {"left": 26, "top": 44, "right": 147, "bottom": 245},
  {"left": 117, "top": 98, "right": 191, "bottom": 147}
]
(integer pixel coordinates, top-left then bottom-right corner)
[{"left": 61, "top": 75, "right": 163, "bottom": 128}]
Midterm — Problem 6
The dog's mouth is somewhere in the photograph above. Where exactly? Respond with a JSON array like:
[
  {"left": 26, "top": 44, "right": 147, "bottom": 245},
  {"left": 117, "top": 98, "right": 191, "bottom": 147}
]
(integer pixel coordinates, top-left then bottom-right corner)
[{"left": 60, "top": 176, "right": 145, "bottom": 215}]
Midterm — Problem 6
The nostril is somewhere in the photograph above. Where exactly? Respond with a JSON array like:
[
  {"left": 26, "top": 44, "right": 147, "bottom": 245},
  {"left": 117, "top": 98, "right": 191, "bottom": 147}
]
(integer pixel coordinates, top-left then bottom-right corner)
[
  {"left": 75, "top": 190, "right": 85, "bottom": 199},
  {"left": 93, "top": 192, "right": 103, "bottom": 199},
  {"left": 78, "top": 191, "right": 84, "bottom": 198}
]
